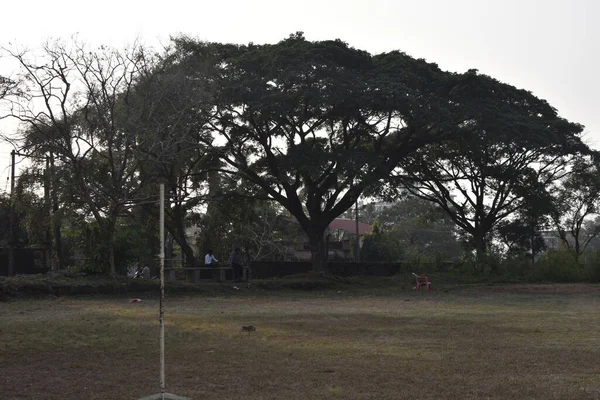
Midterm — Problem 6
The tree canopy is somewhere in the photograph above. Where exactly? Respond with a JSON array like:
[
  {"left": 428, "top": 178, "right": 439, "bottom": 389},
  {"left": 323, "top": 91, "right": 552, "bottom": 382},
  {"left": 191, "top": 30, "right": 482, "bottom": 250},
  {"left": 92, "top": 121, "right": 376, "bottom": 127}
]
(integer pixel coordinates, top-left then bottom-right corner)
[
  {"left": 0, "top": 34, "right": 593, "bottom": 274},
  {"left": 381, "top": 70, "right": 588, "bottom": 258},
  {"left": 174, "top": 33, "right": 464, "bottom": 270}
]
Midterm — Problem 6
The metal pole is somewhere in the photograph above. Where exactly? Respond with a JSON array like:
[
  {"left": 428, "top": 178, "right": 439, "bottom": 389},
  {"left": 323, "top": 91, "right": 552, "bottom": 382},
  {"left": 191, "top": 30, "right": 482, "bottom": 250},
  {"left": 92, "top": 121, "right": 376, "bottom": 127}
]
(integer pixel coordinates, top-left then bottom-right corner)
[
  {"left": 355, "top": 201, "right": 360, "bottom": 262},
  {"left": 138, "top": 185, "right": 187, "bottom": 400},
  {"left": 159, "top": 183, "right": 165, "bottom": 399},
  {"left": 8, "top": 150, "right": 16, "bottom": 276}
]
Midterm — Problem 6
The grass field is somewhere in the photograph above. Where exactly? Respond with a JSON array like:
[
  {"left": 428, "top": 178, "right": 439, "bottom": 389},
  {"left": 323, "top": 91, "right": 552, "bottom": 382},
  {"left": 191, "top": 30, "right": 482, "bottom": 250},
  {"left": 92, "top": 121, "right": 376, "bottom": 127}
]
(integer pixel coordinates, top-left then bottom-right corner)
[{"left": 1, "top": 280, "right": 599, "bottom": 399}]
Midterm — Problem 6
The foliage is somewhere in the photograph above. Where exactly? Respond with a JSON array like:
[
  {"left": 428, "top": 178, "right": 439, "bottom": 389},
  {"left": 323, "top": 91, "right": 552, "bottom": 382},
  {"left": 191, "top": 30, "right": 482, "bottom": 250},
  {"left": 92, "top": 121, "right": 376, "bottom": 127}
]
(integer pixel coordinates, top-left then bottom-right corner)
[
  {"left": 12, "top": 168, "right": 52, "bottom": 246},
  {"left": 360, "top": 221, "right": 404, "bottom": 262},
  {"left": 175, "top": 32, "right": 458, "bottom": 271},
  {"left": 550, "top": 156, "right": 600, "bottom": 261},
  {"left": 449, "top": 250, "right": 538, "bottom": 282},
  {"left": 384, "top": 70, "right": 587, "bottom": 259},
  {"left": 0, "top": 74, "right": 18, "bottom": 100},
  {"left": 0, "top": 194, "right": 28, "bottom": 245},
  {"left": 4, "top": 40, "right": 157, "bottom": 275},
  {"left": 496, "top": 219, "right": 546, "bottom": 259},
  {"left": 375, "top": 197, "right": 462, "bottom": 261},
  {"left": 130, "top": 47, "right": 216, "bottom": 266},
  {"left": 582, "top": 249, "right": 600, "bottom": 283},
  {"left": 0, "top": 34, "right": 593, "bottom": 278},
  {"left": 534, "top": 247, "right": 583, "bottom": 282}
]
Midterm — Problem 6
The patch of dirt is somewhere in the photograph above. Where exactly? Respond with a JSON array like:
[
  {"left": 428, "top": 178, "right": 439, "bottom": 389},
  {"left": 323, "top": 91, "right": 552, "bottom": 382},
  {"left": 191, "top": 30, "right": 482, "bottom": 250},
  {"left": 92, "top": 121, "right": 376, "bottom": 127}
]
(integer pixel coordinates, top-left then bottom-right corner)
[{"left": 487, "top": 283, "right": 600, "bottom": 294}]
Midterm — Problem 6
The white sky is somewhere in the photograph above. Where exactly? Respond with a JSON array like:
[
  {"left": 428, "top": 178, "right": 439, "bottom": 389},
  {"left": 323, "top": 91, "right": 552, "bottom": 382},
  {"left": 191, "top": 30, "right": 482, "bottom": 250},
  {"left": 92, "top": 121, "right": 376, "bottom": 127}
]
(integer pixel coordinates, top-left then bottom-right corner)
[{"left": 1, "top": 0, "right": 598, "bottom": 190}]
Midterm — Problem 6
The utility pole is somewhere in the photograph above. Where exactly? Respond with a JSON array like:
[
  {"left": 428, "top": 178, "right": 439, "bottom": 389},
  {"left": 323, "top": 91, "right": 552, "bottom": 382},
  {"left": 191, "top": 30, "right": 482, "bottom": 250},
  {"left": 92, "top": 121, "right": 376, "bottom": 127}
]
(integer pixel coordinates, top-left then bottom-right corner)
[
  {"left": 355, "top": 201, "right": 360, "bottom": 262},
  {"left": 8, "top": 150, "right": 16, "bottom": 276}
]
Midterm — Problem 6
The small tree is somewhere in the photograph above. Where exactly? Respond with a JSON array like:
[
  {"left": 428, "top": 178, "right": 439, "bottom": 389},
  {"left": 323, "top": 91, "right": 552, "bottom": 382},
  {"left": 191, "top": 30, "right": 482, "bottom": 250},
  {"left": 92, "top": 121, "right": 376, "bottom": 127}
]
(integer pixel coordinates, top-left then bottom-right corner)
[
  {"left": 360, "top": 221, "right": 404, "bottom": 262},
  {"left": 551, "top": 157, "right": 600, "bottom": 262}
]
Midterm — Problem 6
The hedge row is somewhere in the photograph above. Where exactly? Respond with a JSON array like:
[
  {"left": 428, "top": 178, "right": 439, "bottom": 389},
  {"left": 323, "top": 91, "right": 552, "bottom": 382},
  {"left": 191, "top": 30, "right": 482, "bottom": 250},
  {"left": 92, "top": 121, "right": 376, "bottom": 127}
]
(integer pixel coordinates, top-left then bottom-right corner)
[{"left": 249, "top": 261, "right": 420, "bottom": 278}]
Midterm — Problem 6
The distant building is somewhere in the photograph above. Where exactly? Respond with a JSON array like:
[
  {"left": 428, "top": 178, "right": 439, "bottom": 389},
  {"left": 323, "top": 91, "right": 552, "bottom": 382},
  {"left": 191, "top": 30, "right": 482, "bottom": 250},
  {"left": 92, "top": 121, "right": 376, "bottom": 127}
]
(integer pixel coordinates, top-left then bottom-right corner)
[
  {"left": 539, "top": 230, "right": 563, "bottom": 250},
  {"left": 539, "top": 230, "right": 600, "bottom": 254},
  {"left": 370, "top": 201, "right": 393, "bottom": 212},
  {"left": 282, "top": 217, "right": 373, "bottom": 261},
  {"left": 328, "top": 218, "right": 372, "bottom": 235}
]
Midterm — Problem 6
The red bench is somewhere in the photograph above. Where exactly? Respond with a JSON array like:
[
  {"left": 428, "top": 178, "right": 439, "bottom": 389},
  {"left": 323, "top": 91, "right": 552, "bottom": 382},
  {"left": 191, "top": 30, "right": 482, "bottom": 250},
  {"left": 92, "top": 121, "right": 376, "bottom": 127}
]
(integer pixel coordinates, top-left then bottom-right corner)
[{"left": 412, "top": 273, "right": 431, "bottom": 293}]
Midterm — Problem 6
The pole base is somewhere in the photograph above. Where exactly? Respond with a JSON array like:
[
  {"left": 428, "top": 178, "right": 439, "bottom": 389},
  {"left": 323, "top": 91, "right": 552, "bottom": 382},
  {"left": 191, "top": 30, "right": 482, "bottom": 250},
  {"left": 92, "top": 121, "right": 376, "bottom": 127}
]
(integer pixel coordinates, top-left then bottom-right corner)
[{"left": 138, "top": 393, "right": 191, "bottom": 400}]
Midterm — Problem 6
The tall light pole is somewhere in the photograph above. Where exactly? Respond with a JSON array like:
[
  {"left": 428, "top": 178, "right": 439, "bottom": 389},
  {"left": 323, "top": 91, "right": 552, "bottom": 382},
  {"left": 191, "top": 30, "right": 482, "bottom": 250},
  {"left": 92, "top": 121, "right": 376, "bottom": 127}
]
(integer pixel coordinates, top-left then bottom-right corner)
[{"left": 139, "top": 183, "right": 189, "bottom": 400}]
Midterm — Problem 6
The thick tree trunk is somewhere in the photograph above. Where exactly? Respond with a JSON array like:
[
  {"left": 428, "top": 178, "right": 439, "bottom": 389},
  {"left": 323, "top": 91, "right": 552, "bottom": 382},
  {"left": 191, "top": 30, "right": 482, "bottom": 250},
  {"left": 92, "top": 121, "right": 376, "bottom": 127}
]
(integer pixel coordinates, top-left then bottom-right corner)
[
  {"left": 308, "top": 229, "right": 328, "bottom": 273},
  {"left": 474, "top": 229, "right": 486, "bottom": 260},
  {"left": 108, "top": 226, "right": 116, "bottom": 276},
  {"left": 574, "top": 235, "right": 581, "bottom": 264},
  {"left": 171, "top": 210, "right": 197, "bottom": 267},
  {"left": 53, "top": 220, "right": 62, "bottom": 269},
  {"left": 106, "top": 213, "right": 119, "bottom": 276},
  {"left": 109, "top": 244, "right": 116, "bottom": 276},
  {"left": 530, "top": 226, "right": 536, "bottom": 266},
  {"left": 170, "top": 231, "right": 196, "bottom": 267},
  {"left": 180, "top": 240, "right": 196, "bottom": 267}
]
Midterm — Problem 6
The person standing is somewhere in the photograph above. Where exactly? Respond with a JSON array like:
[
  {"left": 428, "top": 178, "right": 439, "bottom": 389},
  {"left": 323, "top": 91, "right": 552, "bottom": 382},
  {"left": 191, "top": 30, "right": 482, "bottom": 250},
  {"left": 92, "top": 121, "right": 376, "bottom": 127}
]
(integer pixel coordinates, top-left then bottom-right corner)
[{"left": 229, "top": 247, "right": 243, "bottom": 282}]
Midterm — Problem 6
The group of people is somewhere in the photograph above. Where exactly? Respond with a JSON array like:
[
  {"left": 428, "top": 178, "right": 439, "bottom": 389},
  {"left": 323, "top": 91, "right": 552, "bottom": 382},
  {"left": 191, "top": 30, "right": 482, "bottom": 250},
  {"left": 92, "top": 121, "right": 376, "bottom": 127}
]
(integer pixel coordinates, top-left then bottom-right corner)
[{"left": 204, "top": 247, "right": 252, "bottom": 283}]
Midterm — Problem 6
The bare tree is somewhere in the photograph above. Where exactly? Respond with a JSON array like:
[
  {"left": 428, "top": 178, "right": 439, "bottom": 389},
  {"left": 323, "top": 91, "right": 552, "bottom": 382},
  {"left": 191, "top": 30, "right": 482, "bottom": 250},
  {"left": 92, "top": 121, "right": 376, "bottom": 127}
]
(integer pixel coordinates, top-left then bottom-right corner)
[
  {"left": 130, "top": 48, "right": 215, "bottom": 266},
  {"left": 235, "top": 203, "right": 299, "bottom": 261},
  {"left": 0, "top": 75, "right": 18, "bottom": 101},
  {"left": 3, "top": 39, "right": 154, "bottom": 274}
]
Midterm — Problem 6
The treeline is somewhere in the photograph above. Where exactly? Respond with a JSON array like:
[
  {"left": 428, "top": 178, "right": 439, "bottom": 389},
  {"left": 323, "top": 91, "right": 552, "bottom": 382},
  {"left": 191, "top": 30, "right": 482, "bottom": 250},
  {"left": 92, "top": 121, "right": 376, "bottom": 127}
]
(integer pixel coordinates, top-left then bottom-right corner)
[{"left": 0, "top": 33, "right": 598, "bottom": 278}]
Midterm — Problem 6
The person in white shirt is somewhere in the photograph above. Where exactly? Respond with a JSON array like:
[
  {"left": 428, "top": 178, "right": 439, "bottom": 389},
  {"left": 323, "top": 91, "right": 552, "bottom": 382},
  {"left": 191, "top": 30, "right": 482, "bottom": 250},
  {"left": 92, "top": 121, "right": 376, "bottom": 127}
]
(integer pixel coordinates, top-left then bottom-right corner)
[
  {"left": 205, "top": 250, "right": 220, "bottom": 281},
  {"left": 205, "top": 250, "right": 218, "bottom": 265}
]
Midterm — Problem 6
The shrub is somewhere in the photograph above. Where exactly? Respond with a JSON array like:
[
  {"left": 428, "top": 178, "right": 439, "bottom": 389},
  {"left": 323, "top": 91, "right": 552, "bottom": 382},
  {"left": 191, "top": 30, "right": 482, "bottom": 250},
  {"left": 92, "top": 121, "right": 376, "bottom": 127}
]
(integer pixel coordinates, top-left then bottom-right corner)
[
  {"left": 501, "top": 255, "right": 533, "bottom": 282},
  {"left": 534, "top": 248, "right": 583, "bottom": 282},
  {"left": 582, "top": 249, "right": 600, "bottom": 283},
  {"left": 360, "top": 222, "right": 404, "bottom": 262}
]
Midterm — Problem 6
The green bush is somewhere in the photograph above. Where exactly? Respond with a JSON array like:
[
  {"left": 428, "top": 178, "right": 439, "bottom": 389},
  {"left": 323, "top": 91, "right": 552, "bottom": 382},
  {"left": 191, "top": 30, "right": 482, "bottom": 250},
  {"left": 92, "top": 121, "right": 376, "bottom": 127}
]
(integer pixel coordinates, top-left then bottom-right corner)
[
  {"left": 451, "top": 252, "right": 501, "bottom": 277},
  {"left": 534, "top": 248, "right": 583, "bottom": 282},
  {"left": 499, "top": 255, "right": 533, "bottom": 282},
  {"left": 360, "top": 222, "right": 404, "bottom": 262},
  {"left": 582, "top": 249, "right": 600, "bottom": 283},
  {"left": 449, "top": 252, "right": 532, "bottom": 283}
]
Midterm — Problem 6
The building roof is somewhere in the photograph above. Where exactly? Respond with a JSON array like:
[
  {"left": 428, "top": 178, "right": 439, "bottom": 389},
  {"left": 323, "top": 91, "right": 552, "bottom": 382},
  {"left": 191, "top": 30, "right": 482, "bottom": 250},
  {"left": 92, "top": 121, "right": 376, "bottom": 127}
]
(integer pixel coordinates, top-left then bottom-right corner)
[
  {"left": 328, "top": 218, "right": 372, "bottom": 235},
  {"left": 282, "top": 216, "right": 372, "bottom": 236}
]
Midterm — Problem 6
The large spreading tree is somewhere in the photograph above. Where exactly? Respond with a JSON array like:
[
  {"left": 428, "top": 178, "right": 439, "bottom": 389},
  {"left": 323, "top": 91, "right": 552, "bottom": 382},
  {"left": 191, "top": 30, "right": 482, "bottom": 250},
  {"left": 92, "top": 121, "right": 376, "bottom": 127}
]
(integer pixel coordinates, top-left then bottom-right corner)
[
  {"left": 175, "top": 33, "right": 462, "bottom": 271},
  {"left": 383, "top": 70, "right": 588, "bottom": 259}
]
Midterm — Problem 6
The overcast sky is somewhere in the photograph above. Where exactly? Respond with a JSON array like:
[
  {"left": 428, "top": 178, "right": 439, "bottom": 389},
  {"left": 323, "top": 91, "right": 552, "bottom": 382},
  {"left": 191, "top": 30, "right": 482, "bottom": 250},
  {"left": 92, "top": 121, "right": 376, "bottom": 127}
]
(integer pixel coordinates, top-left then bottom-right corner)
[{"left": 0, "top": 0, "right": 598, "bottom": 186}]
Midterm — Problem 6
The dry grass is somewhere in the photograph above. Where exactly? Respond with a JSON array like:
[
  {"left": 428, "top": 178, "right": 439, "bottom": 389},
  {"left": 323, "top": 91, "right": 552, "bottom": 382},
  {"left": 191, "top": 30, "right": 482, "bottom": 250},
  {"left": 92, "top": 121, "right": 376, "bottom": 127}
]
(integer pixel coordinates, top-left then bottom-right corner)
[{"left": 0, "top": 283, "right": 599, "bottom": 399}]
